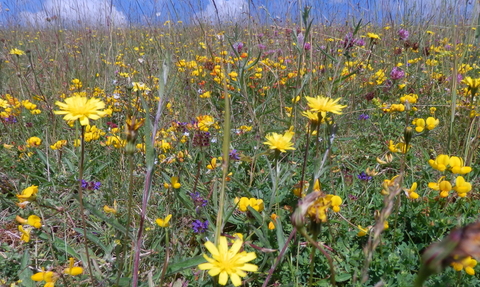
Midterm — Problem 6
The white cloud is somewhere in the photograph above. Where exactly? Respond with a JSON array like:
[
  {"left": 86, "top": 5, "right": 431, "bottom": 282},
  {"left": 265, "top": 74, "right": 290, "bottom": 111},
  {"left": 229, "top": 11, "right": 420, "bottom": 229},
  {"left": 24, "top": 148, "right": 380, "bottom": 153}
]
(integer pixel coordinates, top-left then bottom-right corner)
[
  {"left": 20, "top": 0, "right": 127, "bottom": 27},
  {"left": 197, "top": 0, "right": 248, "bottom": 23}
]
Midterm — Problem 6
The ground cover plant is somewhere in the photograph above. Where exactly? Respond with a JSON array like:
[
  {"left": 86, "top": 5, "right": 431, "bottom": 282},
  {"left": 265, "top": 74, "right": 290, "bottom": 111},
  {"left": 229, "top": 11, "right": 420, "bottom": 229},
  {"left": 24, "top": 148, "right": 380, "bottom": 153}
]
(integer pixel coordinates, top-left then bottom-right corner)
[{"left": 2, "top": 4, "right": 480, "bottom": 287}]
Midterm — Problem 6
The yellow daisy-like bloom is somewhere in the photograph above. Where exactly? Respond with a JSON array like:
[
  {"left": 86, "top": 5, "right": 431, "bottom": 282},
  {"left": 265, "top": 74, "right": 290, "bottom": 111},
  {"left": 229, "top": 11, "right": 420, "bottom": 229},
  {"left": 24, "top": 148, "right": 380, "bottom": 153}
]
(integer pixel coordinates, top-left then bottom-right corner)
[
  {"left": 54, "top": 95, "right": 107, "bottom": 126},
  {"left": 155, "top": 214, "right": 172, "bottom": 228},
  {"left": 462, "top": 77, "right": 480, "bottom": 94},
  {"left": 9, "top": 48, "right": 26, "bottom": 55},
  {"left": 198, "top": 236, "right": 258, "bottom": 286},
  {"left": 366, "top": 32, "right": 380, "bottom": 39},
  {"left": 263, "top": 130, "right": 295, "bottom": 153},
  {"left": 305, "top": 96, "right": 347, "bottom": 114}
]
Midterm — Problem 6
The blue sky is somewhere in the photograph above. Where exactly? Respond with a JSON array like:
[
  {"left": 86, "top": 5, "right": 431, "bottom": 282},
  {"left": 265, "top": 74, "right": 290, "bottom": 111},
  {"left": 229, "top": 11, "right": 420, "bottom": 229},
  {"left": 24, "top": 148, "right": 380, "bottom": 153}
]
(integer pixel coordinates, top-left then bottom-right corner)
[{"left": 0, "top": 0, "right": 475, "bottom": 27}]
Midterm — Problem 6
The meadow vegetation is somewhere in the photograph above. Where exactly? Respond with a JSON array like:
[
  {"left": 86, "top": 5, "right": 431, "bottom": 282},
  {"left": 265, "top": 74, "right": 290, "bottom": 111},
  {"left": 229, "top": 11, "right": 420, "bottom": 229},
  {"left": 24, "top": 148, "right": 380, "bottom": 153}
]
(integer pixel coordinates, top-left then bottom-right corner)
[{"left": 2, "top": 5, "right": 480, "bottom": 287}]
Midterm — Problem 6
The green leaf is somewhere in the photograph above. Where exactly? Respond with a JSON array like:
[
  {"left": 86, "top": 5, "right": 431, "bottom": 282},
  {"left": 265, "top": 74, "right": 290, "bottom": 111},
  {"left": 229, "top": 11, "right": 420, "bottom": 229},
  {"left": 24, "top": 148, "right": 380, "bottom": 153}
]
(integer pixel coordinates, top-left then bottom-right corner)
[
  {"left": 335, "top": 273, "right": 352, "bottom": 282},
  {"left": 166, "top": 255, "right": 206, "bottom": 276},
  {"left": 18, "top": 250, "right": 34, "bottom": 287},
  {"left": 73, "top": 228, "right": 108, "bottom": 253},
  {"left": 38, "top": 231, "right": 80, "bottom": 258},
  {"left": 247, "top": 205, "right": 264, "bottom": 225},
  {"left": 81, "top": 197, "right": 128, "bottom": 236}
]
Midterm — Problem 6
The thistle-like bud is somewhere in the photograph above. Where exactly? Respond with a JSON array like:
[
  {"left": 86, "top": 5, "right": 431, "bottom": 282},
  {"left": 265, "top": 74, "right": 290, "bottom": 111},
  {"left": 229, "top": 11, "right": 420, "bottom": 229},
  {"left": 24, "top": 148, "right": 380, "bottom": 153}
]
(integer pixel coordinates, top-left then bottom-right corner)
[{"left": 404, "top": 126, "right": 413, "bottom": 148}]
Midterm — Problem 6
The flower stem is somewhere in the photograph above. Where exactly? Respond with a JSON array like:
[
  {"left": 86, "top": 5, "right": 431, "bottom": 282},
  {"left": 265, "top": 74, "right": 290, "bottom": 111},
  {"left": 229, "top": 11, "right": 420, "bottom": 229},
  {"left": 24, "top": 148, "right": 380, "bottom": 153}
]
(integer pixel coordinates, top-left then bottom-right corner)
[{"left": 78, "top": 125, "right": 94, "bottom": 285}]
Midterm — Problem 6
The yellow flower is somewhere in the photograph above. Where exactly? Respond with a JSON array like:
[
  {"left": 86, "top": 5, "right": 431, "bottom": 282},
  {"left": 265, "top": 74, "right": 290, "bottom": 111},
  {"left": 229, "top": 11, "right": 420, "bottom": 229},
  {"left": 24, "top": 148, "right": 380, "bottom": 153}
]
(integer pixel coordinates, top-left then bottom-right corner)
[
  {"left": 18, "top": 225, "right": 31, "bottom": 242},
  {"left": 26, "top": 136, "right": 42, "bottom": 148},
  {"left": 103, "top": 201, "right": 117, "bottom": 214},
  {"left": 155, "top": 214, "right": 172, "bottom": 228},
  {"left": 235, "top": 197, "right": 265, "bottom": 212},
  {"left": 428, "top": 154, "right": 450, "bottom": 172},
  {"left": 403, "top": 182, "right": 419, "bottom": 199},
  {"left": 357, "top": 225, "right": 370, "bottom": 236},
  {"left": 198, "top": 236, "right": 258, "bottom": 286},
  {"left": 207, "top": 157, "right": 219, "bottom": 170},
  {"left": 305, "top": 96, "right": 347, "bottom": 114},
  {"left": 462, "top": 77, "right": 480, "bottom": 94},
  {"left": 9, "top": 48, "right": 25, "bottom": 55},
  {"left": 170, "top": 176, "right": 181, "bottom": 189},
  {"left": 16, "top": 215, "right": 42, "bottom": 228},
  {"left": 453, "top": 176, "right": 472, "bottom": 197},
  {"left": 268, "top": 213, "right": 279, "bottom": 230},
  {"left": 413, "top": 118, "right": 425, "bottom": 132},
  {"left": 428, "top": 176, "right": 452, "bottom": 198},
  {"left": 451, "top": 256, "right": 477, "bottom": 275},
  {"left": 64, "top": 258, "right": 84, "bottom": 276},
  {"left": 425, "top": 117, "right": 439, "bottom": 130},
  {"left": 263, "top": 129, "right": 295, "bottom": 153},
  {"left": 16, "top": 185, "right": 38, "bottom": 203},
  {"left": 381, "top": 175, "right": 400, "bottom": 195},
  {"left": 366, "top": 32, "right": 380, "bottom": 39},
  {"left": 31, "top": 270, "right": 59, "bottom": 285},
  {"left": 54, "top": 95, "right": 107, "bottom": 126},
  {"left": 307, "top": 193, "right": 342, "bottom": 222},
  {"left": 50, "top": 140, "right": 67, "bottom": 150},
  {"left": 449, "top": 156, "right": 472, "bottom": 174}
]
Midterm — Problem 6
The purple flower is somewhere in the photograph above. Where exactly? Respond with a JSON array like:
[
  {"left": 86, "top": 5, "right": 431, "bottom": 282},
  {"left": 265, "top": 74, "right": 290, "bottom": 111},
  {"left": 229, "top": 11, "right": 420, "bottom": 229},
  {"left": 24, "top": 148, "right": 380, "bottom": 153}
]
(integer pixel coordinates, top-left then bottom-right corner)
[
  {"left": 390, "top": 66, "right": 405, "bottom": 80},
  {"left": 257, "top": 43, "right": 266, "bottom": 50},
  {"left": 192, "top": 220, "right": 209, "bottom": 233},
  {"left": 2, "top": 116, "right": 17, "bottom": 124},
  {"left": 190, "top": 192, "right": 208, "bottom": 213},
  {"left": 229, "top": 149, "right": 240, "bottom": 161},
  {"left": 233, "top": 42, "right": 244, "bottom": 53},
  {"left": 358, "top": 114, "right": 370, "bottom": 120},
  {"left": 398, "top": 29, "right": 409, "bottom": 41},
  {"left": 304, "top": 42, "right": 311, "bottom": 51},
  {"left": 341, "top": 33, "right": 365, "bottom": 49},
  {"left": 81, "top": 180, "right": 101, "bottom": 190},
  {"left": 297, "top": 32, "right": 304, "bottom": 47},
  {"left": 357, "top": 172, "right": 372, "bottom": 182}
]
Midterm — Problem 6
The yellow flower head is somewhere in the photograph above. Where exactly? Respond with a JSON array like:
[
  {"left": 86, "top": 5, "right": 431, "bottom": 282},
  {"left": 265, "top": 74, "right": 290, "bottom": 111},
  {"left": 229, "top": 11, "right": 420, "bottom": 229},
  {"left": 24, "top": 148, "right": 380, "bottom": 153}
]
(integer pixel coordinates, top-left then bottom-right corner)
[
  {"left": 10, "top": 48, "right": 26, "bottom": 56},
  {"left": 235, "top": 197, "right": 264, "bottom": 212},
  {"left": 366, "top": 33, "right": 380, "bottom": 39},
  {"left": 54, "top": 95, "right": 107, "bottom": 126},
  {"left": 64, "top": 258, "right": 84, "bottom": 276},
  {"left": 198, "top": 236, "right": 258, "bottom": 286},
  {"left": 451, "top": 256, "right": 477, "bottom": 275},
  {"left": 155, "top": 214, "right": 172, "bottom": 228},
  {"left": 403, "top": 182, "right": 419, "bottom": 199},
  {"left": 305, "top": 96, "right": 347, "bottom": 114},
  {"left": 18, "top": 225, "right": 31, "bottom": 242},
  {"left": 17, "top": 185, "right": 39, "bottom": 203},
  {"left": 16, "top": 215, "right": 42, "bottom": 228},
  {"left": 263, "top": 129, "right": 295, "bottom": 153},
  {"left": 31, "top": 270, "right": 59, "bottom": 284},
  {"left": 26, "top": 136, "right": 42, "bottom": 148},
  {"left": 453, "top": 176, "right": 472, "bottom": 197},
  {"left": 357, "top": 225, "right": 370, "bottom": 237},
  {"left": 428, "top": 176, "right": 452, "bottom": 198}
]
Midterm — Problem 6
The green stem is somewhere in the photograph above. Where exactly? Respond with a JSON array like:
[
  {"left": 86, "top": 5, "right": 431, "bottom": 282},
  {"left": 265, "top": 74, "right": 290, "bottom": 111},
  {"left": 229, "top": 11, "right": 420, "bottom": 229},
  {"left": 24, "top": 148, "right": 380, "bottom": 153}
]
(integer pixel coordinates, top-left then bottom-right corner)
[
  {"left": 158, "top": 228, "right": 170, "bottom": 286},
  {"left": 299, "top": 228, "right": 336, "bottom": 286},
  {"left": 115, "top": 149, "right": 135, "bottom": 284},
  {"left": 215, "top": 73, "right": 231, "bottom": 244},
  {"left": 78, "top": 125, "right": 94, "bottom": 285}
]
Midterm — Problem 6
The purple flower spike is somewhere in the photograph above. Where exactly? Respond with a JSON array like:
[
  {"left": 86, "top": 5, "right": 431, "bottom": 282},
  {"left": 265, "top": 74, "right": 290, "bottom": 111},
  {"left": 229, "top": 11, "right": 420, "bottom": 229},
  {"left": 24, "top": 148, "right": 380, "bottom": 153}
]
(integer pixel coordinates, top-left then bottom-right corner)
[{"left": 192, "top": 220, "right": 209, "bottom": 233}]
